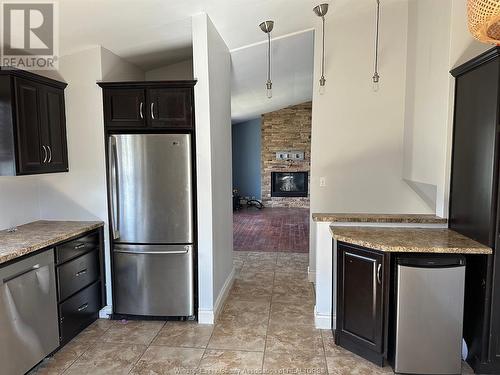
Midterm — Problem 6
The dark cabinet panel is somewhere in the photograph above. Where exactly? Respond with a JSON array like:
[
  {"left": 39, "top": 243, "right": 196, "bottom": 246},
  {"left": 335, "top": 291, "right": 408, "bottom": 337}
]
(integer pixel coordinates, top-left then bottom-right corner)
[
  {"left": 39, "top": 85, "right": 68, "bottom": 172},
  {"left": 449, "top": 59, "right": 499, "bottom": 247},
  {"left": 336, "top": 242, "right": 387, "bottom": 366},
  {"left": 14, "top": 78, "right": 44, "bottom": 173},
  {"left": 1, "top": 70, "right": 68, "bottom": 176},
  {"left": 103, "top": 88, "right": 146, "bottom": 128},
  {"left": 98, "top": 81, "right": 196, "bottom": 131},
  {"left": 148, "top": 88, "right": 193, "bottom": 128},
  {"left": 450, "top": 47, "right": 500, "bottom": 374},
  {"left": 59, "top": 281, "right": 101, "bottom": 344}
]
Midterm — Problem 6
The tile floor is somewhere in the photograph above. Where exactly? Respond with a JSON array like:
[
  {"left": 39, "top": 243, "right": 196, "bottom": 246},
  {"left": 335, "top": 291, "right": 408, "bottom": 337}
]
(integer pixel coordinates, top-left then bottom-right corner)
[
  {"left": 233, "top": 208, "right": 309, "bottom": 252},
  {"left": 31, "top": 251, "right": 474, "bottom": 375}
]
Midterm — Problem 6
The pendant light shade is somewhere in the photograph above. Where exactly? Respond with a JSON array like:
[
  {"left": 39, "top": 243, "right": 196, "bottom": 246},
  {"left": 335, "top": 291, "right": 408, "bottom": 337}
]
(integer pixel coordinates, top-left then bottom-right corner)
[
  {"left": 468, "top": 0, "right": 500, "bottom": 44},
  {"left": 259, "top": 20, "right": 274, "bottom": 99},
  {"left": 313, "top": 4, "right": 329, "bottom": 94}
]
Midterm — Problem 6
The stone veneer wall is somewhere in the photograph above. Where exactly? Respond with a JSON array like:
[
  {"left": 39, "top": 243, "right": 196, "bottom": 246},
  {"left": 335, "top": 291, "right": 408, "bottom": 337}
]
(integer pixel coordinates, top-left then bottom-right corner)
[{"left": 261, "top": 102, "right": 312, "bottom": 208}]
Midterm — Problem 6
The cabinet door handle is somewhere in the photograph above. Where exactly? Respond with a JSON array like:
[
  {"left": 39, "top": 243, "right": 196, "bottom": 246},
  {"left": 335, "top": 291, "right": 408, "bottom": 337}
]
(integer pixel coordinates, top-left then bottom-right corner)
[
  {"left": 75, "top": 269, "right": 87, "bottom": 277},
  {"left": 74, "top": 243, "right": 86, "bottom": 250},
  {"left": 139, "top": 102, "right": 144, "bottom": 119},
  {"left": 47, "top": 146, "right": 52, "bottom": 163},
  {"left": 42, "top": 145, "right": 48, "bottom": 163},
  {"left": 150, "top": 102, "right": 155, "bottom": 119},
  {"left": 376, "top": 264, "right": 382, "bottom": 285},
  {"left": 77, "top": 303, "right": 89, "bottom": 312}
]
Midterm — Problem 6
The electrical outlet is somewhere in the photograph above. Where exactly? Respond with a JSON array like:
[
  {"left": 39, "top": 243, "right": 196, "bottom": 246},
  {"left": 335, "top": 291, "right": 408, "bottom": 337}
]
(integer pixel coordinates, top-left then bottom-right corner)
[{"left": 320, "top": 177, "right": 327, "bottom": 187}]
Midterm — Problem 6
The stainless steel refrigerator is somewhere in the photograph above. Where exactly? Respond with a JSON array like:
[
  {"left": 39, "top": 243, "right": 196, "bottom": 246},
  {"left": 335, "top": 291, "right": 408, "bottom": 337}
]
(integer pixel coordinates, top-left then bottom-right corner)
[{"left": 108, "top": 133, "right": 194, "bottom": 317}]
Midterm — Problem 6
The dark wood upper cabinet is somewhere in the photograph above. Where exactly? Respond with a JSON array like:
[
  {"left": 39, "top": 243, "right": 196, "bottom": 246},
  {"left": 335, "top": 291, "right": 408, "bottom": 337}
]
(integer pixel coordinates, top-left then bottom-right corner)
[
  {"left": 450, "top": 47, "right": 500, "bottom": 374},
  {"left": 148, "top": 87, "right": 193, "bottom": 128},
  {"left": 98, "top": 81, "right": 196, "bottom": 130},
  {"left": 0, "top": 69, "right": 68, "bottom": 175},
  {"left": 103, "top": 88, "right": 146, "bottom": 128},
  {"left": 336, "top": 242, "right": 388, "bottom": 367}
]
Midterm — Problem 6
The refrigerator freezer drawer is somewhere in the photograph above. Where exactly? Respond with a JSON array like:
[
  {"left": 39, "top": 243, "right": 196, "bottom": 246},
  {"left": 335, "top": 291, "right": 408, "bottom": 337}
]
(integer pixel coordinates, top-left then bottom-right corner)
[{"left": 113, "top": 244, "right": 194, "bottom": 316}]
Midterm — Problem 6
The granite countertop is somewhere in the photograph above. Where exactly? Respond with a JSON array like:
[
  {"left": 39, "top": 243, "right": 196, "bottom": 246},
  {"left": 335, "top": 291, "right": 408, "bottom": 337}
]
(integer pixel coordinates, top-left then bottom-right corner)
[
  {"left": 330, "top": 226, "right": 492, "bottom": 254},
  {"left": 312, "top": 213, "right": 447, "bottom": 224},
  {"left": 0, "top": 220, "right": 104, "bottom": 265}
]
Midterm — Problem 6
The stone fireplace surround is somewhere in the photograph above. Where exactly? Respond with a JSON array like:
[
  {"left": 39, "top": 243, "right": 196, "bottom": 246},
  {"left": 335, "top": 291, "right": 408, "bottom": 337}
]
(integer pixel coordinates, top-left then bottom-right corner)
[{"left": 261, "top": 102, "right": 312, "bottom": 208}]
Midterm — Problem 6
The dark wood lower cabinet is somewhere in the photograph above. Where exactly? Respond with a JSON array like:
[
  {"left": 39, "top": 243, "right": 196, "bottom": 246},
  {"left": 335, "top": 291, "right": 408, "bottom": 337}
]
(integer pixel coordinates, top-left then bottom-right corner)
[
  {"left": 335, "top": 242, "right": 389, "bottom": 366},
  {"left": 55, "top": 228, "right": 106, "bottom": 345}
]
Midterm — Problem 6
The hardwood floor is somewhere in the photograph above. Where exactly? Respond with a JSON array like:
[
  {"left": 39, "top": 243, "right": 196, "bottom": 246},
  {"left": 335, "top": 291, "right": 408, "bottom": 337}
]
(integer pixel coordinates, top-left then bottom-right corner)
[{"left": 233, "top": 207, "right": 309, "bottom": 252}]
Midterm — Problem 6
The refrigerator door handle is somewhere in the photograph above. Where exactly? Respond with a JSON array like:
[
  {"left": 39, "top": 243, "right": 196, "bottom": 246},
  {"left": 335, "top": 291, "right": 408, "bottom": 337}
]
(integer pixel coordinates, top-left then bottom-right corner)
[
  {"left": 109, "top": 137, "right": 120, "bottom": 240},
  {"left": 114, "top": 249, "right": 189, "bottom": 255}
]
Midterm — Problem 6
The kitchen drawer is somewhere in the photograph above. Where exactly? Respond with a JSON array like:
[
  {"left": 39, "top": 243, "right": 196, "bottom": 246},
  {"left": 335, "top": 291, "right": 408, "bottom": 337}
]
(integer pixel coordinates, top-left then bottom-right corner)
[
  {"left": 56, "top": 231, "right": 99, "bottom": 264},
  {"left": 59, "top": 281, "right": 101, "bottom": 344},
  {"left": 57, "top": 249, "right": 99, "bottom": 301}
]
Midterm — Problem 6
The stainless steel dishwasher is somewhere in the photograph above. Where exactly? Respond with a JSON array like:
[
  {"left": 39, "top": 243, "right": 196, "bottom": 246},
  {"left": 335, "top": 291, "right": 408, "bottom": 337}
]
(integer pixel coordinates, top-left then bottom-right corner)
[
  {"left": 394, "top": 255, "right": 466, "bottom": 375},
  {"left": 0, "top": 249, "right": 59, "bottom": 375}
]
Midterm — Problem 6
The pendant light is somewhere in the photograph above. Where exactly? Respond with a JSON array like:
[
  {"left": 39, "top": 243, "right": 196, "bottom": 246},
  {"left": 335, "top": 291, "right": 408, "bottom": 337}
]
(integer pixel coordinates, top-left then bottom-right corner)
[
  {"left": 313, "top": 4, "right": 329, "bottom": 95},
  {"left": 259, "top": 20, "right": 274, "bottom": 99},
  {"left": 467, "top": 0, "right": 500, "bottom": 44},
  {"left": 372, "top": 0, "right": 381, "bottom": 92}
]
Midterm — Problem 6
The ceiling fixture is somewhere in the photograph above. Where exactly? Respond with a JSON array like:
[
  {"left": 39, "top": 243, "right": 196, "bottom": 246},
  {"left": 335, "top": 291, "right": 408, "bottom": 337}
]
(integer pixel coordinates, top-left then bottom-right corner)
[
  {"left": 372, "top": 0, "right": 381, "bottom": 92},
  {"left": 259, "top": 20, "right": 274, "bottom": 99},
  {"left": 467, "top": 0, "right": 500, "bottom": 44},
  {"left": 313, "top": 3, "right": 329, "bottom": 95}
]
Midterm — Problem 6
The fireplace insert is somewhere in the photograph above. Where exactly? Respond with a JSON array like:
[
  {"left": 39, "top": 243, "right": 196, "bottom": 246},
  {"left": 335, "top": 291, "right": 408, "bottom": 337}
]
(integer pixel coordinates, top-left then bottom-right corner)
[{"left": 271, "top": 172, "right": 308, "bottom": 197}]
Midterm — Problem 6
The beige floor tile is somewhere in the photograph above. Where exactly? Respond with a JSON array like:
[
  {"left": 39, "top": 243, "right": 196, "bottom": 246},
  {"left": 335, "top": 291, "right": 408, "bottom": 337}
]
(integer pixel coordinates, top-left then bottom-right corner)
[
  {"left": 64, "top": 342, "right": 146, "bottom": 375},
  {"left": 247, "top": 251, "right": 278, "bottom": 261},
  {"left": 236, "top": 269, "right": 275, "bottom": 285},
  {"left": 276, "top": 253, "right": 309, "bottom": 273},
  {"left": 272, "top": 275, "right": 314, "bottom": 303},
  {"left": 152, "top": 321, "right": 213, "bottom": 348},
  {"left": 263, "top": 351, "right": 327, "bottom": 374},
  {"left": 266, "top": 321, "right": 323, "bottom": 354},
  {"left": 208, "top": 320, "right": 267, "bottom": 351},
  {"left": 229, "top": 279, "right": 273, "bottom": 302},
  {"left": 198, "top": 350, "right": 263, "bottom": 373},
  {"left": 29, "top": 337, "right": 93, "bottom": 375},
  {"left": 101, "top": 320, "right": 165, "bottom": 345},
  {"left": 233, "top": 251, "right": 249, "bottom": 261},
  {"left": 270, "top": 302, "right": 314, "bottom": 326},
  {"left": 321, "top": 330, "right": 353, "bottom": 357},
  {"left": 219, "top": 299, "right": 270, "bottom": 325},
  {"left": 326, "top": 356, "right": 393, "bottom": 375},
  {"left": 131, "top": 346, "right": 204, "bottom": 375},
  {"left": 76, "top": 319, "right": 116, "bottom": 342},
  {"left": 241, "top": 261, "right": 277, "bottom": 274}
]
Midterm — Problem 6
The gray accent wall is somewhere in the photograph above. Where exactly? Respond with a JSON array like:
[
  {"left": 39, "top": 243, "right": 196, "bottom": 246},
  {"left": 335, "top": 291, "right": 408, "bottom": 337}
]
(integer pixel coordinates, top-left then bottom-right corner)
[{"left": 232, "top": 118, "right": 261, "bottom": 199}]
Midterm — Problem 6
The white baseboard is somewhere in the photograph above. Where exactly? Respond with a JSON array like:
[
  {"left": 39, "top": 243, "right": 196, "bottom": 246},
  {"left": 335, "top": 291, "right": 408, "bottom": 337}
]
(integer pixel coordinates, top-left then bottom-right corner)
[
  {"left": 198, "top": 266, "right": 235, "bottom": 325},
  {"left": 314, "top": 305, "right": 334, "bottom": 329},
  {"left": 99, "top": 305, "right": 112, "bottom": 319},
  {"left": 308, "top": 267, "right": 316, "bottom": 283}
]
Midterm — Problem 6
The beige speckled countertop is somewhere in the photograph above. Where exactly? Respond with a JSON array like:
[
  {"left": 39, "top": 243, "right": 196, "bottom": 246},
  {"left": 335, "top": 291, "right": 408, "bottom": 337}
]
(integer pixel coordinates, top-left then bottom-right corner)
[
  {"left": 313, "top": 213, "right": 447, "bottom": 224},
  {"left": 330, "top": 226, "right": 492, "bottom": 254},
  {"left": 0, "top": 220, "right": 104, "bottom": 265}
]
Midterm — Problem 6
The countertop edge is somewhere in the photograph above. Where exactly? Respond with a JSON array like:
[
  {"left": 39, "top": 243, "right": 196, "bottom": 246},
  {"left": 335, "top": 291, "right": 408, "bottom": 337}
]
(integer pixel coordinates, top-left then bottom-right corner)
[
  {"left": 0, "top": 221, "right": 104, "bottom": 266},
  {"left": 312, "top": 213, "right": 448, "bottom": 224}
]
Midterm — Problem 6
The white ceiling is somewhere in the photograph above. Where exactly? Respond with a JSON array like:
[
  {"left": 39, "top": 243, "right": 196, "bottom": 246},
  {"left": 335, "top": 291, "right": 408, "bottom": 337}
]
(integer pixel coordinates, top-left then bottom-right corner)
[
  {"left": 231, "top": 30, "right": 314, "bottom": 123},
  {"left": 58, "top": 0, "right": 403, "bottom": 120}
]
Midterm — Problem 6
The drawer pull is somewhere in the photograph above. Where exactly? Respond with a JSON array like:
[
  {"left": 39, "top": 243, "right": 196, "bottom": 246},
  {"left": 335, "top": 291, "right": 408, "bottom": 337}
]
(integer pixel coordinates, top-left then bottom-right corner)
[
  {"left": 74, "top": 244, "right": 86, "bottom": 250},
  {"left": 77, "top": 303, "right": 89, "bottom": 312},
  {"left": 75, "top": 269, "right": 88, "bottom": 277}
]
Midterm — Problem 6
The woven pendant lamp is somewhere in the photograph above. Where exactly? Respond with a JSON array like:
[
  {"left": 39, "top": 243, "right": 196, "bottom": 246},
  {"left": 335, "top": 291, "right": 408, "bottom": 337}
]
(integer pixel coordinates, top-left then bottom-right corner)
[{"left": 468, "top": 0, "right": 500, "bottom": 44}]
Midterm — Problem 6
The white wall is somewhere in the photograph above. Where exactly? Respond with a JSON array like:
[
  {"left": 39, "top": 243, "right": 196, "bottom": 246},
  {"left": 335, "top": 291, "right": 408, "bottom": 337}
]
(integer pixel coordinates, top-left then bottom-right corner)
[
  {"left": 402, "top": 0, "right": 452, "bottom": 216},
  {"left": 38, "top": 46, "right": 144, "bottom": 306},
  {"left": 309, "top": 1, "right": 431, "bottom": 274},
  {"left": 0, "top": 177, "right": 40, "bottom": 230},
  {"left": 145, "top": 59, "right": 194, "bottom": 81},
  {"left": 192, "top": 13, "right": 233, "bottom": 324}
]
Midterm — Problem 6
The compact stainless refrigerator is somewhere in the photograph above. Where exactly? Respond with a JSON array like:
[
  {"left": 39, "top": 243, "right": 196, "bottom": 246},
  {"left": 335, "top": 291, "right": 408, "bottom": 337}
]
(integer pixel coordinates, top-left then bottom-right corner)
[{"left": 108, "top": 133, "right": 194, "bottom": 317}]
